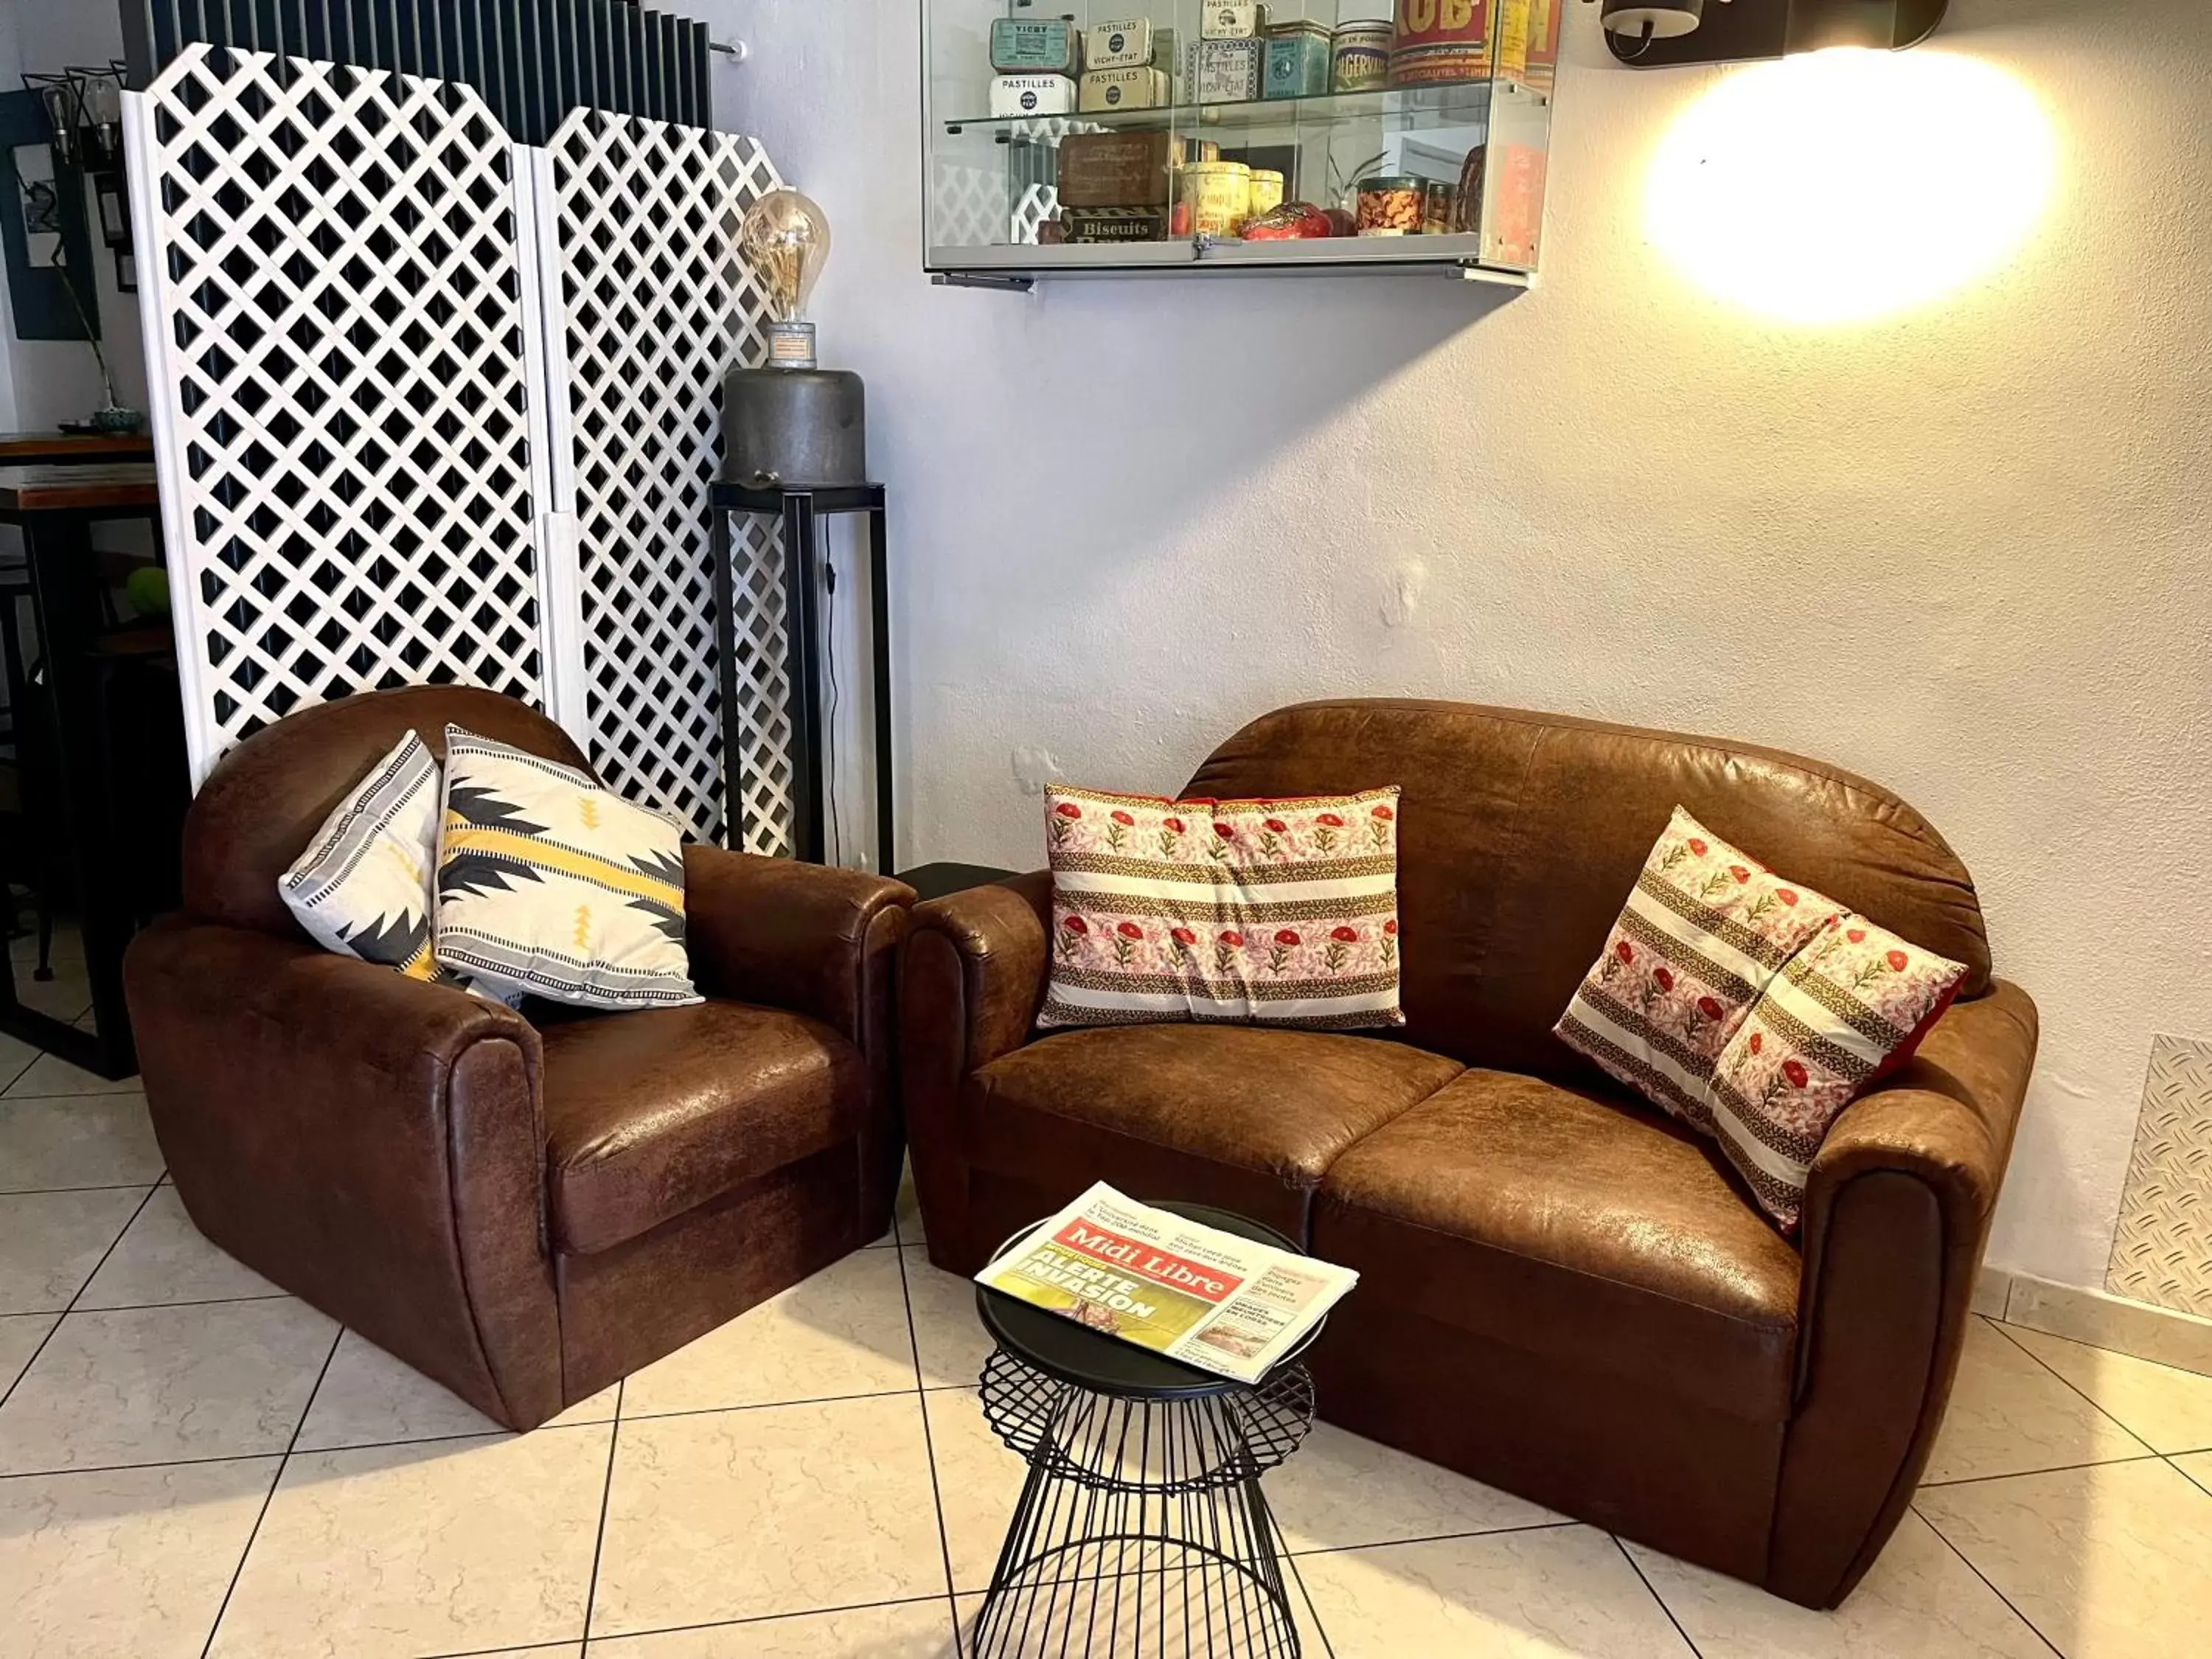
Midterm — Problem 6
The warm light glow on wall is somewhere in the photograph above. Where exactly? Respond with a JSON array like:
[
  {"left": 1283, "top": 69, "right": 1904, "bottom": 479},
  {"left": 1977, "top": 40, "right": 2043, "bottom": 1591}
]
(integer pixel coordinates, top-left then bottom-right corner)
[{"left": 1645, "top": 49, "right": 2056, "bottom": 324}]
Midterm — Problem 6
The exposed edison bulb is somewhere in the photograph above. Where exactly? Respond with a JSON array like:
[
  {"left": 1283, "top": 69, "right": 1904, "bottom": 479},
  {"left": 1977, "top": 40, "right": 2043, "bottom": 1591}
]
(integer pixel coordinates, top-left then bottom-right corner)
[
  {"left": 741, "top": 189, "right": 833, "bottom": 369},
  {"left": 1645, "top": 49, "right": 2056, "bottom": 325}
]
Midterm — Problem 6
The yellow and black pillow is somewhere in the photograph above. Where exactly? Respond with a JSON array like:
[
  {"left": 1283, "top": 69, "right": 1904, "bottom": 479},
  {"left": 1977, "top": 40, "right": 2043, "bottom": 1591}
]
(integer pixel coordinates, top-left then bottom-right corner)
[{"left": 431, "top": 726, "right": 700, "bottom": 1010}]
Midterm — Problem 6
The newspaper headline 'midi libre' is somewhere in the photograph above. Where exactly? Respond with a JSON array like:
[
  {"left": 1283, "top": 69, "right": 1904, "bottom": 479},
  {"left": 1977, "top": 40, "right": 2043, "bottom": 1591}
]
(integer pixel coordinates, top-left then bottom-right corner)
[{"left": 1018, "top": 1248, "right": 1160, "bottom": 1319}]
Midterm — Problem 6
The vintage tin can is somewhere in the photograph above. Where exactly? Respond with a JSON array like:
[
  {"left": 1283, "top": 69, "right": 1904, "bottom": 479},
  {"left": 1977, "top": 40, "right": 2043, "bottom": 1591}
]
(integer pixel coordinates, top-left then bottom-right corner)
[
  {"left": 1180, "top": 160, "right": 1253, "bottom": 238},
  {"left": 1079, "top": 65, "right": 1171, "bottom": 112},
  {"left": 1331, "top": 19, "right": 1394, "bottom": 91},
  {"left": 1085, "top": 18, "right": 1155, "bottom": 71},
  {"left": 1057, "top": 131, "right": 1186, "bottom": 207},
  {"left": 988, "top": 74, "right": 1077, "bottom": 118},
  {"left": 1264, "top": 32, "right": 1332, "bottom": 97},
  {"left": 1248, "top": 169, "right": 1287, "bottom": 219},
  {"left": 1202, "top": 2, "right": 1268, "bottom": 38},
  {"left": 989, "top": 18, "right": 1081, "bottom": 75},
  {"left": 1390, "top": 0, "right": 1492, "bottom": 86},
  {"left": 1062, "top": 206, "right": 1173, "bottom": 244},
  {"left": 1183, "top": 37, "right": 1265, "bottom": 103},
  {"left": 1355, "top": 175, "right": 1425, "bottom": 235},
  {"left": 1422, "top": 180, "right": 1456, "bottom": 233}
]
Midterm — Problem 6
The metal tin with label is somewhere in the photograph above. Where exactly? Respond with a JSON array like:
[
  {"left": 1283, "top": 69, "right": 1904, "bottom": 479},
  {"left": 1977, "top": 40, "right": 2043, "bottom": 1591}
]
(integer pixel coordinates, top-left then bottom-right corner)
[
  {"left": 1202, "top": 2, "right": 1268, "bottom": 38},
  {"left": 1331, "top": 20, "right": 1393, "bottom": 91},
  {"left": 1078, "top": 65, "right": 1171, "bottom": 112},
  {"left": 988, "top": 74, "right": 1078, "bottom": 117},
  {"left": 1264, "top": 33, "right": 1332, "bottom": 98},
  {"left": 1057, "top": 131, "right": 1186, "bottom": 207},
  {"left": 1248, "top": 168, "right": 1287, "bottom": 219},
  {"left": 1391, "top": 0, "right": 1494, "bottom": 86},
  {"left": 1062, "top": 205, "right": 1172, "bottom": 244},
  {"left": 1183, "top": 37, "right": 1265, "bottom": 103},
  {"left": 1180, "top": 159, "right": 1253, "bottom": 238},
  {"left": 1085, "top": 18, "right": 1155, "bottom": 70},
  {"left": 989, "top": 18, "right": 1081, "bottom": 74}
]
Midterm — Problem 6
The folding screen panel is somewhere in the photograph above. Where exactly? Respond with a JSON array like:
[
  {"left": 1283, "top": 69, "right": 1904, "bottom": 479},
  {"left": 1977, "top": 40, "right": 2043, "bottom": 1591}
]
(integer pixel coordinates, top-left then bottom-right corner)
[
  {"left": 534, "top": 108, "right": 790, "bottom": 849},
  {"left": 125, "top": 45, "right": 560, "bottom": 782}
]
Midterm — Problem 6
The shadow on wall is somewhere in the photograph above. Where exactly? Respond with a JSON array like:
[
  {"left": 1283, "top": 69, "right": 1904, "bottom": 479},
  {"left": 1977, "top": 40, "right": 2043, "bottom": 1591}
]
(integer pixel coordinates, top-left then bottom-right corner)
[{"left": 880, "top": 272, "right": 1519, "bottom": 607}]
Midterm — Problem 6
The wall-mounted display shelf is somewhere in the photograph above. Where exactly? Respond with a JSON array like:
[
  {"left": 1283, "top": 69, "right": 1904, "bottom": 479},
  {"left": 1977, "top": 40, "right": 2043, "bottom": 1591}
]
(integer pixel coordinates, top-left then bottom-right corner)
[{"left": 925, "top": 1, "right": 1560, "bottom": 288}]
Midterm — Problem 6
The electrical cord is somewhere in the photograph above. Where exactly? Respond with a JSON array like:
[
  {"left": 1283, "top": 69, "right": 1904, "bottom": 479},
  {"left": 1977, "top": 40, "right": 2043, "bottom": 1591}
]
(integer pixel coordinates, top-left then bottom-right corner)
[{"left": 824, "top": 558, "right": 843, "bottom": 867}]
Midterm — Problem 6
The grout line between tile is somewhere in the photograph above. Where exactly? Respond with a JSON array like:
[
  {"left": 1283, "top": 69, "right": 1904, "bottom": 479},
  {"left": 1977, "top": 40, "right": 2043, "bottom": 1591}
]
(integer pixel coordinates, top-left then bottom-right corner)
[
  {"left": 562, "top": 1590, "right": 963, "bottom": 1654},
  {"left": 578, "top": 1379, "right": 624, "bottom": 1644},
  {"left": 0, "top": 1179, "right": 161, "bottom": 1414},
  {"left": 1917, "top": 1451, "right": 2166, "bottom": 1490},
  {"left": 1910, "top": 1501, "right": 2066, "bottom": 1659},
  {"left": 1612, "top": 1534, "right": 1704, "bottom": 1658},
  {"left": 198, "top": 1321, "right": 344, "bottom": 1659},
  {"left": 1284, "top": 1517, "right": 1584, "bottom": 1558},
  {"left": 1281, "top": 1545, "right": 1336, "bottom": 1659},
  {"left": 1983, "top": 1316, "right": 2163, "bottom": 1454},
  {"left": 0, "top": 1047, "right": 40, "bottom": 1094},
  {"left": 71, "top": 1293, "right": 298, "bottom": 1315},
  {"left": 1, "top": 1180, "right": 165, "bottom": 1196},
  {"left": 2171, "top": 1454, "right": 2212, "bottom": 1498},
  {"left": 891, "top": 1227, "right": 964, "bottom": 1615},
  {"left": 617, "top": 1385, "right": 921, "bottom": 1425}
]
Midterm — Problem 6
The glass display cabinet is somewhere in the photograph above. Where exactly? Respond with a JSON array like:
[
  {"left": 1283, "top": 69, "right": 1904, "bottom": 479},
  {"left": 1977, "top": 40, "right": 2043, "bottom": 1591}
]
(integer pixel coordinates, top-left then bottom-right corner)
[{"left": 924, "top": 1, "right": 1560, "bottom": 286}]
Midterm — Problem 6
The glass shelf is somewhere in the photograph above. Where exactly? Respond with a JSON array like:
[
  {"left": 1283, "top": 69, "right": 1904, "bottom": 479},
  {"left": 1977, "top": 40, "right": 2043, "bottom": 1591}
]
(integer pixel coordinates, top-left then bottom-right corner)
[
  {"left": 924, "top": 1, "right": 1560, "bottom": 284},
  {"left": 941, "top": 77, "right": 1509, "bottom": 136}
]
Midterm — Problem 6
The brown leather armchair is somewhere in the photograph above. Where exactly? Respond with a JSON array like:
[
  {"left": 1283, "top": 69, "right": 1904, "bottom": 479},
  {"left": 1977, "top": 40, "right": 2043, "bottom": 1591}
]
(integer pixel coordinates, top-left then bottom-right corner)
[
  {"left": 901, "top": 698, "right": 2036, "bottom": 1609},
  {"left": 125, "top": 686, "right": 913, "bottom": 1430}
]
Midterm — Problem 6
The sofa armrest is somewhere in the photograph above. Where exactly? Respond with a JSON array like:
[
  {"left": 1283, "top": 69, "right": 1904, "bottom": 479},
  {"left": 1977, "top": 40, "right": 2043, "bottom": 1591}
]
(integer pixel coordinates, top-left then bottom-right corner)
[
  {"left": 122, "top": 915, "right": 564, "bottom": 1428},
  {"left": 681, "top": 846, "right": 914, "bottom": 1050},
  {"left": 898, "top": 870, "right": 1051, "bottom": 1267},
  {"left": 1768, "top": 980, "right": 2039, "bottom": 1605}
]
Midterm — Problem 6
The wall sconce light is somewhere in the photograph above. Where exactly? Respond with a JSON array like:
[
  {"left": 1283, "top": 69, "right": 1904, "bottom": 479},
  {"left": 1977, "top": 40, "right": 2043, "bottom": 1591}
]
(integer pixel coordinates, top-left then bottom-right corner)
[{"left": 1599, "top": 0, "right": 1947, "bottom": 67}]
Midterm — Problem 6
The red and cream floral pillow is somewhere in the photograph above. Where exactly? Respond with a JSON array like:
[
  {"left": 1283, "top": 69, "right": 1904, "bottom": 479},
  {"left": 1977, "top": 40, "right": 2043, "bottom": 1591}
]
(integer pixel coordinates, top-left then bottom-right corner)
[
  {"left": 1557, "top": 807, "right": 1965, "bottom": 1231},
  {"left": 1554, "top": 808, "right": 1843, "bottom": 1126},
  {"left": 1708, "top": 913, "right": 1966, "bottom": 1228},
  {"left": 1040, "top": 785, "right": 1403, "bottom": 1032}
]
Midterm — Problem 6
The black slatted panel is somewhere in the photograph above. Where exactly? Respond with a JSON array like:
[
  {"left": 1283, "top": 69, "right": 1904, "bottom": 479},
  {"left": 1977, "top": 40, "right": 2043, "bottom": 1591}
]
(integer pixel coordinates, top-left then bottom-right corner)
[{"left": 120, "top": 0, "right": 712, "bottom": 141}]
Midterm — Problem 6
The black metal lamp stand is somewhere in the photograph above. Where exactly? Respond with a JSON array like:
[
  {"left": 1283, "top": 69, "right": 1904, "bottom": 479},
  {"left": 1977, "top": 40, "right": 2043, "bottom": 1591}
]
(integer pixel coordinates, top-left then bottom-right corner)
[{"left": 709, "top": 481, "right": 891, "bottom": 869}]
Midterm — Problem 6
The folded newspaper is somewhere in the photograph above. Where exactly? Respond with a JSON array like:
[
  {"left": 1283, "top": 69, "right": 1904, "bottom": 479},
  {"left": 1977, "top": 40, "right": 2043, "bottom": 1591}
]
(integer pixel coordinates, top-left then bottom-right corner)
[{"left": 973, "top": 1183, "right": 1359, "bottom": 1384}]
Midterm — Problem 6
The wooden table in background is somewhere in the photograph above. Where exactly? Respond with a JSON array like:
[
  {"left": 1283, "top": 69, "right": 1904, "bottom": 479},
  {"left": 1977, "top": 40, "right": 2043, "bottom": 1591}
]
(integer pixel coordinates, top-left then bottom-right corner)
[
  {"left": 0, "top": 430, "right": 156, "bottom": 466},
  {"left": 0, "top": 462, "right": 167, "bottom": 1076}
]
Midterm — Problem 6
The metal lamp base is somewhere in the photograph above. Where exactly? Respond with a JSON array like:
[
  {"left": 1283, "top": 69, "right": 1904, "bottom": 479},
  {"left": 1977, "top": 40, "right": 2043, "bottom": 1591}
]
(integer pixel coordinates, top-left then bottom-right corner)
[{"left": 722, "top": 367, "right": 867, "bottom": 489}]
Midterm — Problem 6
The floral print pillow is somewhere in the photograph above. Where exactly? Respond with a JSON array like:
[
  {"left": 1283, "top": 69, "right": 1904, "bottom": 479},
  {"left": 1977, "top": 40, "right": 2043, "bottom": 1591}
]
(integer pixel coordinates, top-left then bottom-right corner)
[
  {"left": 1706, "top": 914, "right": 1967, "bottom": 1230},
  {"left": 1555, "top": 807, "right": 1844, "bottom": 1128},
  {"left": 1040, "top": 785, "right": 1403, "bottom": 1032}
]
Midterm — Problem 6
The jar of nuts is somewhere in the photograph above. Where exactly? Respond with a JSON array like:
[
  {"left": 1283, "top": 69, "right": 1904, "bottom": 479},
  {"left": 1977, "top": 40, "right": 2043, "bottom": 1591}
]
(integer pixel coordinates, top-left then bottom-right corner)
[{"left": 1355, "top": 175, "right": 1425, "bottom": 237}]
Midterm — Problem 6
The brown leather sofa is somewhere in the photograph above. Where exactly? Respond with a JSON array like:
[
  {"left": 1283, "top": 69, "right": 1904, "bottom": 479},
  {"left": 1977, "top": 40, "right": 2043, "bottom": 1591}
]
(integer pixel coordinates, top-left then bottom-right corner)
[
  {"left": 125, "top": 686, "right": 913, "bottom": 1430},
  {"left": 901, "top": 698, "right": 2036, "bottom": 1608}
]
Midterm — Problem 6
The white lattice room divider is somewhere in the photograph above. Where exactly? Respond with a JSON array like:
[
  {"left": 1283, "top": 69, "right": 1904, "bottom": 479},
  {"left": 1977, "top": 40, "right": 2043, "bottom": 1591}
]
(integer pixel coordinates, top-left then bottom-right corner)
[
  {"left": 125, "top": 46, "right": 566, "bottom": 783},
  {"left": 534, "top": 109, "right": 790, "bottom": 848},
  {"left": 128, "top": 46, "right": 801, "bottom": 851}
]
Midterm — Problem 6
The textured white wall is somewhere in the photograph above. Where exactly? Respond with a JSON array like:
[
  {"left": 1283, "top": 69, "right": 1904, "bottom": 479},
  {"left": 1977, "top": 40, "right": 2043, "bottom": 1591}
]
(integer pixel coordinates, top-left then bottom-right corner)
[{"left": 699, "top": 0, "right": 2212, "bottom": 1293}]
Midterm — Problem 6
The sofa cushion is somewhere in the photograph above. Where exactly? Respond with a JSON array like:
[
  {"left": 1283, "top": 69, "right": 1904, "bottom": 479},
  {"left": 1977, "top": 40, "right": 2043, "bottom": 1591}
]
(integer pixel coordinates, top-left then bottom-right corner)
[
  {"left": 967, "top": 1024, "right": 1461, "bottom": 1242},
  {"left": 1313, "top": 1069, "right": 1803, "bottom": 1422},
  {"left": 541, "top": 1000, "right": 864, "bottom": 1253}
]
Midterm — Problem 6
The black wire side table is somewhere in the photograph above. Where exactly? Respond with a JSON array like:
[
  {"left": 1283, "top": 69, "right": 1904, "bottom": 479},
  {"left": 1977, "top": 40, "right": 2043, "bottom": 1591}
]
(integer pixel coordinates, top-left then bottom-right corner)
[{"left": 970, "top": 1203, "right": 1323, "bottom": 1659}]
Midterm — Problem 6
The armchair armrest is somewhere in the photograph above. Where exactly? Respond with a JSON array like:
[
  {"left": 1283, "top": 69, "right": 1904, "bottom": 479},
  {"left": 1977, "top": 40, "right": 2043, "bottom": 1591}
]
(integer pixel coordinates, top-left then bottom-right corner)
[
  {"left": 1769, "top": 980, "right": 2039, "bottom": 1605},
  {"left": 122, "top": 915, "right": 563, "bottom": 1429},
  {"left": 899, "top": 870, "right": 1052, "bottom": 1269},
  {"left": 682, "top": 845, "right": 914, "bottom": 1054}
]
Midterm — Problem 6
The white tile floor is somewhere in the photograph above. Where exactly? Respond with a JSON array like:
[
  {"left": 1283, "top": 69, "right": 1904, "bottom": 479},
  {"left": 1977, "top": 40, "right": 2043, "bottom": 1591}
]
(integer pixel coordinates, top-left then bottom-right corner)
[{"left": 4, "top": 1052, "right": 2212, "bottom": 1656}]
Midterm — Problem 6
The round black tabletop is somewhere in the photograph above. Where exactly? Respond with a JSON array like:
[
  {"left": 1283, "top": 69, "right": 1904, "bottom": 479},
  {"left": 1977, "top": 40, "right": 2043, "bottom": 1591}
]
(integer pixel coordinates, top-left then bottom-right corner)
[{"left": 975, "top": 1200, "right": 1327, "bottom": 1400}]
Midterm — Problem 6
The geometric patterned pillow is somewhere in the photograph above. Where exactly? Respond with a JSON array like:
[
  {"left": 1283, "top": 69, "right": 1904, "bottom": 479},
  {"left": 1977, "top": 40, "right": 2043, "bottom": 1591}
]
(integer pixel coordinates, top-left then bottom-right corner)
[
  {"left": 1037, "top": 783, "right": 1403, "bottom": 1032},
  {"left": 277, "top": 731, "right": 507, "bottom": 999},
  {"left": 1555, "top": 807, "right": 1843, "bottom": 1133},
  {"left": 431, "top": 726, "right": 701, "bottom": 1011},
  {"left": 1707, "top": 913, "right": 1968, "bottom": 1230}
]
